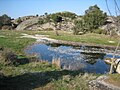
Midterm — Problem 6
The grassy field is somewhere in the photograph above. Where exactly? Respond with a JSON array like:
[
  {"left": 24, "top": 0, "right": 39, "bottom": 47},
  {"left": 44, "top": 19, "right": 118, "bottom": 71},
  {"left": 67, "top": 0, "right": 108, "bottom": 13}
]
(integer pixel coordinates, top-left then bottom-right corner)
[
  {"left": 0, "top": 30, "right": 35, "bottom": 54},
  {"left": 23, "top": 30, "right": 119, "bottom": 46}
]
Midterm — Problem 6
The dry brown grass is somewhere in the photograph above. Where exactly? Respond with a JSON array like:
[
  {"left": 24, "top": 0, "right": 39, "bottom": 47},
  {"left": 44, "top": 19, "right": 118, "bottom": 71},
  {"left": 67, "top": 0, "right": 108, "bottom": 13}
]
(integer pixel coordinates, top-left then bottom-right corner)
[{"left": 105, "top": 74, "right": 120, "bottom": 87}]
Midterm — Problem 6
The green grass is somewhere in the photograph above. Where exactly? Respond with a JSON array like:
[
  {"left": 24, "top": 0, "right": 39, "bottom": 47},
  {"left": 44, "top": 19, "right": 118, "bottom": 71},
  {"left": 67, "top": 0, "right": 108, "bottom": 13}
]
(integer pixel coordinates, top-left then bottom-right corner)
[
  {"left": 0, "top": 62, "right": 60, "bottom": 76},
  {"left": 0, "top": 30, "right": 35, "bottom": 54},
  {"left": 48, "top": 32, "right": 119, "bottom": 46},
  {"left": 24, "top": 30, "right": 119, "bottom": 46}
]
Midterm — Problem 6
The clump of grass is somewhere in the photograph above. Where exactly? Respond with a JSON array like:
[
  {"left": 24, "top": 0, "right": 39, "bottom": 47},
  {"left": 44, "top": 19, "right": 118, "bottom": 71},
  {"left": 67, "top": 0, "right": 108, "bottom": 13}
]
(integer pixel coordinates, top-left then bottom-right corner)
[
  {"left": 39, "top": 73, "right": 97, "bottom": 90},
  {"left": 1, "top": 62, "right": 60, "bottom": 77}
]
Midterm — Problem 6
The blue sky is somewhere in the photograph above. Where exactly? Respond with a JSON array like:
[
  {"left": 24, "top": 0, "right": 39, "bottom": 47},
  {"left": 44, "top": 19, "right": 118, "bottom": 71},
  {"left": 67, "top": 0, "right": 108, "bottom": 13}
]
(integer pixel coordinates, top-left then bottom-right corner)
[{"left": 0, "top": 0, "right": 120, "bottom": 18}]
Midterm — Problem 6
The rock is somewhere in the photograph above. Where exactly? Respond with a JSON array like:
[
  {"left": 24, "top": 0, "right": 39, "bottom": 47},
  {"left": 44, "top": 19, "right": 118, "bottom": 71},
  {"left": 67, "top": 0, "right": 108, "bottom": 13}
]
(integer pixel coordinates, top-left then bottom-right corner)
[
  {"left": 89, "top": 76, "right": 120, "bottom": 90},
  {"left": 100, "top": 16, "right": 120, "bottom": 36},
  {"left": 104, "top": 58, "right": 120, "bottom": 74},
  {"left": 16, "top": 17, "right": 40, "bottom": 30},
  {"left": 115, "top": 59, "right": 120, "bottom": 74}
]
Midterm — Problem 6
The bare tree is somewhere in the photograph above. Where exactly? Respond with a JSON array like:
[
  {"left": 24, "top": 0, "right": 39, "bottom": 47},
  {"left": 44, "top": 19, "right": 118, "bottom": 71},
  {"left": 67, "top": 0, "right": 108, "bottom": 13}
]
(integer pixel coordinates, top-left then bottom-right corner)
[{"left": 105, "top": 0, "right": 120, "bottom": 74}]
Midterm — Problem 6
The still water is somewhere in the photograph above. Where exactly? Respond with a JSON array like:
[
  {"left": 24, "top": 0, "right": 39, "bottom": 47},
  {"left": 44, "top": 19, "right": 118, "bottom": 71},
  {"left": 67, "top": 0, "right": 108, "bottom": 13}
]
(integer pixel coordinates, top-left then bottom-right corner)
[{"left": 25, "top": 43, "right": 120, "bottom": 74}]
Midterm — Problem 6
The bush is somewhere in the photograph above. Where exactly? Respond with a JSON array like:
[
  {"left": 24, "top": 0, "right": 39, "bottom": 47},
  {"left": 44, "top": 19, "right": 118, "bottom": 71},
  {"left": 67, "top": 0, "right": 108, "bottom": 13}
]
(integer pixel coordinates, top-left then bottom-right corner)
[
  {"left": 72, "top": 20, "right": 85, "bottom": 35},
  {"left": 0, "top": 48, "right": 29, "bottom": 66},
  {"left": 1, "top": 48, "right": 17, "bottom": 65},
  {"left": 2, "top": 25, "right": 12, "bottom": 30}
]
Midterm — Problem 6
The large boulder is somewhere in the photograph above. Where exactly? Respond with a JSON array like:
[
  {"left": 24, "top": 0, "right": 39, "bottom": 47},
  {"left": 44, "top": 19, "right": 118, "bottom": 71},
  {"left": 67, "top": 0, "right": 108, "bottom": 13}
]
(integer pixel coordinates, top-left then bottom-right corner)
[
  {"left": 16, "top": 17, "right": 40, "bottom": 30},
  {"left": 100, "top": 16, "right": 120, "bottom": 36},
  {"left": 105, "top": 58, "right": 120, "bottom": 74},
  {"left": 115, "top": 59, "right": 120, "bottom": 74}
]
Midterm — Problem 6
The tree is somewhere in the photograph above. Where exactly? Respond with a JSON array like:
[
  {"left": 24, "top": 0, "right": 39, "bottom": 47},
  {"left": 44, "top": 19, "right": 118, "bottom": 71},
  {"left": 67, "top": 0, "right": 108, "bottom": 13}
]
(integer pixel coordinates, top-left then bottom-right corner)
[
  {"left": 83, "top": 5, "right": 107, "bottom": 32},
  {"left": 1, "top": 14, "right": 11, "bottom": 25},
  {"left": 0, "top": 16, "right": 2, "bottom": 29},
  {"left": 0, "top": 14, "right": 11, "bottom": 29},
  {"left": 51, "top": 15, "right": 62, "bottom": 36},
  {"left": 105, "top": 0, "right": 120, "bottom": 74},
  {"left": 72, "top": 5, "right": 107, "bottom": 35},
  {"left": 72, "top": 20, "right": 85, "bottom": 35},
  {"left": 44, "top": 12, "right": 48, "bottom": 16},
  {"left": 38, "top": 18, "right": 45, "bottom": 30}
]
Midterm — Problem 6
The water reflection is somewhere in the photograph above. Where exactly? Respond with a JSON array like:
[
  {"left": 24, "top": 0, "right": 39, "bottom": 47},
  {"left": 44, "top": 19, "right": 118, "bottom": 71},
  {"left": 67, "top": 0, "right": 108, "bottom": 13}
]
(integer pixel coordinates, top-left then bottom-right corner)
[
  {"left": 81, "top": 52, "right": 106, "bottom": 64},
  {"left": 25, "top": 43, "right": 120, "bottom": 74}
]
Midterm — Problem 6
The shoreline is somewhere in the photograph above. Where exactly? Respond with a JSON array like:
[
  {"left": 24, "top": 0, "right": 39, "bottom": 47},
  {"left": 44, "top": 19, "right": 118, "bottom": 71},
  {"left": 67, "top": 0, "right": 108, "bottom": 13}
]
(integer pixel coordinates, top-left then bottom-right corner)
[{"left": 21, "top": 34, "right": 120, "bottom": 50}]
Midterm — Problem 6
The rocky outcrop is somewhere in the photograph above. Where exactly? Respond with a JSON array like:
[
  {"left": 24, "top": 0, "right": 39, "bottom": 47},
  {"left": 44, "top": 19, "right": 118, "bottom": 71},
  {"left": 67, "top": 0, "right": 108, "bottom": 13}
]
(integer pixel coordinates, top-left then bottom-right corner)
[
  {"left": 15, "top": 17, "right": 74, "bottom": 31},
  {"left": 16, "top": 17, "right": 40, "bottom": 30},
  {"left": 12, "top": 15, "right": 36, "bottom": 25},
  {"left": 14, "top": 15, "right": 119, "bottom": 32},
  {"left": 89, "top": 76, "right": 120, "bottom": 90},
  {"left": 100, "top": 16, "right": 120, "bottom": 36},
  {"left": 26, "top": 22, "right": 74, "bottom": 31}
]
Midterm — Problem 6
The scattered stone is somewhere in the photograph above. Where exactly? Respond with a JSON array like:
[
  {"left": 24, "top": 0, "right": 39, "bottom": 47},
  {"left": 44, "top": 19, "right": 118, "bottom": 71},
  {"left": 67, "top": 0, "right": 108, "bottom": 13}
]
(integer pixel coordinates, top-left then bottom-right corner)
[{"left": 89, "top": 75, "right": 120, "bottom": 90}]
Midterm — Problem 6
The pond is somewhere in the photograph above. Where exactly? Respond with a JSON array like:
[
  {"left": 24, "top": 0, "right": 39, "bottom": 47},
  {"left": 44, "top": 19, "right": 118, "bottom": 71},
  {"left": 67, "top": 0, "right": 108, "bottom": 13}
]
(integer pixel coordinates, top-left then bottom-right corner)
[{"left": 25, "top": 43, "right": 120, "bottom": 74}]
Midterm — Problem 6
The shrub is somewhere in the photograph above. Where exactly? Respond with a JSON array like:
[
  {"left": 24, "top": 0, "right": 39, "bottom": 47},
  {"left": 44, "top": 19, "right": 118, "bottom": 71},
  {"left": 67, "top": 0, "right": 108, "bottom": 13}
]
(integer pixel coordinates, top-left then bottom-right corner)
[
  {"left": 1, "top": 48, "right": 17, "bottom": 65},
  {"left": 72, "top": 20, "right": 85, "bottom": 35},
  {"left": 0, "top": 48, "right": 29, "bottom": 66},
  {"left": 2, "top": 25, "right": 12, "bottom": 30}
]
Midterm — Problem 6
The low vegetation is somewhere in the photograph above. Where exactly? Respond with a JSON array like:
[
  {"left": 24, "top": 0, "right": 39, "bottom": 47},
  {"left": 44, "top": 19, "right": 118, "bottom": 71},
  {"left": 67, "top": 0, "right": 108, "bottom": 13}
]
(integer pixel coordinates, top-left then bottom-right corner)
[{"left": 0, "top": 30, "right": 35, "bottom": 54}]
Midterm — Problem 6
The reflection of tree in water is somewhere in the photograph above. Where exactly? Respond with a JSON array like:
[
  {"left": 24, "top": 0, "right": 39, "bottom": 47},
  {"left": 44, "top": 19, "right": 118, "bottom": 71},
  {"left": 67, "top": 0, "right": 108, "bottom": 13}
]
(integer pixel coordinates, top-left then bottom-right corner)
[
  {"left": 81, "top": 52, "right": 106, "bottom": 64},
  {"left": 47, "top": 43, "right": 71, "bottom": 48},
  {"left": 48, "top": 43, "right": 62, "bottom": 47}
]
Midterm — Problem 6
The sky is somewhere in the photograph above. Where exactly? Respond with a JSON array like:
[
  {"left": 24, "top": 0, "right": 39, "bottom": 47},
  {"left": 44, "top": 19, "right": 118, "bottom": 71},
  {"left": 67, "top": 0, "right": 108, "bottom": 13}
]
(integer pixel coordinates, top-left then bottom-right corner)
[{"left": 0, "top": 0, "right": 120, "bottom": 18}]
